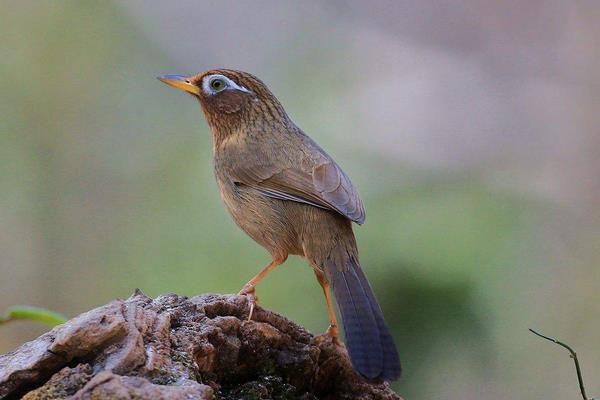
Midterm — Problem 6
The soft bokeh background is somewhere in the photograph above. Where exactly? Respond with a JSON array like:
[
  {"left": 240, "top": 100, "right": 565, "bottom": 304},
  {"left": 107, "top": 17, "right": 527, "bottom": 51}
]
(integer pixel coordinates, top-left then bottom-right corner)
[{"left": 1, "top": 1, "right": 599, "bottom": 398}]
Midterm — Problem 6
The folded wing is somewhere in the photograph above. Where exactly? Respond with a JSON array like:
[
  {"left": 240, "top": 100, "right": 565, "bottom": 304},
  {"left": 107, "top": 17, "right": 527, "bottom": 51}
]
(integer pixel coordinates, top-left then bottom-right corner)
[{"left": 233, "top": 159, "right": 366, "bottom": 224}]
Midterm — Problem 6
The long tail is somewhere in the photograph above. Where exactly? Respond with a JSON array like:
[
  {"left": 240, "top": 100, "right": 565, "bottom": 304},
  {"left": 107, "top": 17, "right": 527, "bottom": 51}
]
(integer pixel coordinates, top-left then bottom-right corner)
[{"left": 328, "top": 256, "right": 401, "bottom": 381}]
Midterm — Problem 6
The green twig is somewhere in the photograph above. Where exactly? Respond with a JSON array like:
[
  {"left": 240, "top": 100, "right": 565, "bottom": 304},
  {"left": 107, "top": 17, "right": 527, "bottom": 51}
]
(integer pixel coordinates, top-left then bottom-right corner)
[
  {"left": 529, "top": 328, "right": 596, "bottom": 400},
  {"left": 0, "top": 305, "right": 67, "bottom": 328}
]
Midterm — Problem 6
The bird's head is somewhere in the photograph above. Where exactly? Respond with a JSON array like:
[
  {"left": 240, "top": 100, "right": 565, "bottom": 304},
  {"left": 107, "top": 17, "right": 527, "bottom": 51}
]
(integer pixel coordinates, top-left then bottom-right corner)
[{"left": 158, "top": 69, "right": 288, "bottom": 137}]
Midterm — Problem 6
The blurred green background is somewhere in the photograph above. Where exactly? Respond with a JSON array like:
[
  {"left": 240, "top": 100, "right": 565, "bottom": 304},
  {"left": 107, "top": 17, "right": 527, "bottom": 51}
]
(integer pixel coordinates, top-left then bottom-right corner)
[{"left": 1, "top": 1, "right": 599, "bottom": 398}]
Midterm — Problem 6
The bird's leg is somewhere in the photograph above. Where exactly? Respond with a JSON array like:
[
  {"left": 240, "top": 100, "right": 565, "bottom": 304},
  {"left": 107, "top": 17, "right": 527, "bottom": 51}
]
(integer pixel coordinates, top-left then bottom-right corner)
[
  {"left": 314, "top": 269, "right": 341, "bottom": 345},
  {"left": 239, "top": 255, "right": 287, "bottom": 321}
]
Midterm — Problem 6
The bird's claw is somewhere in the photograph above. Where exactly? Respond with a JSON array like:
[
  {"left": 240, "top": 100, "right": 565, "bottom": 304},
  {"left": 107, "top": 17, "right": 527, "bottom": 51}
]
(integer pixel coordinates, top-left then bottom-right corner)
[
  {"left": 325, "top": 324, "right": 341, "bottom": 345},
  {"left": 238, "top": 284, "right": 258, "bottom": 321},
  {"left": 314, "top": 324, "right": 343, "bottom": 346}
]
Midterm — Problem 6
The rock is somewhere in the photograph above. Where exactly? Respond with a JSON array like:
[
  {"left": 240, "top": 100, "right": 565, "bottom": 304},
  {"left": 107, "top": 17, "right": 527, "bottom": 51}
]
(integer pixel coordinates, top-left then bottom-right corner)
[{"left": 0, "top": 291, "right": 401, "bottom": 399}]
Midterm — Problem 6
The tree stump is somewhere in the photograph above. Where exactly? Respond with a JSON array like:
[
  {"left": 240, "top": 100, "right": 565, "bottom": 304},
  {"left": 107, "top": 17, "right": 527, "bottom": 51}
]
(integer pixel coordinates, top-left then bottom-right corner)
[{"left": 0, "top": 291, "right": 402, "bottom": 399}]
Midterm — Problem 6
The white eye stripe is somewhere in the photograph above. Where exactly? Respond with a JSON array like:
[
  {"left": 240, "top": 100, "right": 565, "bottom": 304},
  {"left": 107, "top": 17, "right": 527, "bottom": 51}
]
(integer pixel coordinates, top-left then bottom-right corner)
[{"left": 201, "top": 74, "right": 250, "bottom": 95}]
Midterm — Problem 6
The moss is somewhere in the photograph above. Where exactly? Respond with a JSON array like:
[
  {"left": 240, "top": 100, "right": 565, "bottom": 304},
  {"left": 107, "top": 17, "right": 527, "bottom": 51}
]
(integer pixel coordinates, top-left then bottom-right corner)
[
  {"left": 217, "top": 375, "right": 317, "bottom": 400},
  {"left": 23, "top": 366, "right": 92, "bottom": 399}
]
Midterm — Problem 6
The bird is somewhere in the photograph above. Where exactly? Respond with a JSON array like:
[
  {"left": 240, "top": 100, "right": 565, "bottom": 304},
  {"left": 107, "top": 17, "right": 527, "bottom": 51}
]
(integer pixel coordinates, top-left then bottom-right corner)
[{"left": 158, "top": 69, "right": 401, "bottom": 381}]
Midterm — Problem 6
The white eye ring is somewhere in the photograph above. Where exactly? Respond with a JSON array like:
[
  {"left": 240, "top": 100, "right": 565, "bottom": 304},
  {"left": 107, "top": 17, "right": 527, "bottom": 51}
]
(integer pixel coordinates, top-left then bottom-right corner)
[{"left": 201, "top": 74, "right": 250, "bottom": 96}]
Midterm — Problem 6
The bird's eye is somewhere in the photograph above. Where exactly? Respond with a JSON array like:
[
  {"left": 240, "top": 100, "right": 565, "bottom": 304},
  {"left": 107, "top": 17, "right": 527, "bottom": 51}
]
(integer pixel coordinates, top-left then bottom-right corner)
[{"left": 209, "top": 77, "right": 227, "bottom": 92}]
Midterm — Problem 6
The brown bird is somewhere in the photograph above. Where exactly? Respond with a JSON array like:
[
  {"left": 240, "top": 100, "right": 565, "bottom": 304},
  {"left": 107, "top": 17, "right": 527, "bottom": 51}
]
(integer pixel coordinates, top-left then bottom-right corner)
[{"left": 158, "top": 69, "right": 401, "bottom": 381}]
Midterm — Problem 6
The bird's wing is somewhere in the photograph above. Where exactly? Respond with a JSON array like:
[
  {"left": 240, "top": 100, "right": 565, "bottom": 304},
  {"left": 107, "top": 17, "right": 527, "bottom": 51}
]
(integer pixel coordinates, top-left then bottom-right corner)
[{"left": 232, "top": 156, "right": 366, "bottom": 225}]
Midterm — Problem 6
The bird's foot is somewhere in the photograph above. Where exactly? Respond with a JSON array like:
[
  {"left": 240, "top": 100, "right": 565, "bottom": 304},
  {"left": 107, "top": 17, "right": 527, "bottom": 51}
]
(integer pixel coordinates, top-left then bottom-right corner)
[
  {"left": 324, "top": 324, "right": 342, "bottom": 346},
  {"left": 238, "top": 284, "right": 258, "bottom": 321}
]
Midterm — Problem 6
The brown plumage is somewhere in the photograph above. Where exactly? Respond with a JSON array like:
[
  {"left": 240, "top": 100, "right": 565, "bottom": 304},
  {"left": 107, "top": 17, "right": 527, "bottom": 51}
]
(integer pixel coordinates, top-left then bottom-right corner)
[{"left": 158, "top": 69, "right": 401, "bottom": 381}]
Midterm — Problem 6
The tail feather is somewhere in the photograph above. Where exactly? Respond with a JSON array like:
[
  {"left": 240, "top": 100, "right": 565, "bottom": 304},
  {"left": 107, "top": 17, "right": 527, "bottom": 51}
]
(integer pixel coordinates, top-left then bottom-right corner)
[
  {"left": 354, "top": 264, "right": 401, "bottom": 381},
  {"left": 330, "top": 258, "right": 401, "bottom": 381}
]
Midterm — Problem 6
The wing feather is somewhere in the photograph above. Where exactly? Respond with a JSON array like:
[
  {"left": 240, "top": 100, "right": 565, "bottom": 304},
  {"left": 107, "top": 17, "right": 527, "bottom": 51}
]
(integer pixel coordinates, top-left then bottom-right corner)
[
  {"left": 233, "top": 160, "right": 365, "bottom": 224},
  {"left": 225, "top": 128, "right": 365, "bottom": 224}
]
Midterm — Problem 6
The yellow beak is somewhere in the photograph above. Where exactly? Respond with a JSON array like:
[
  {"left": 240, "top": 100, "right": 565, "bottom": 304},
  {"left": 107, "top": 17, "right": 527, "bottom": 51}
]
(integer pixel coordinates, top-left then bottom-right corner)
[{"left": 157, "top": 74, "right": 200, "bottom": 95}]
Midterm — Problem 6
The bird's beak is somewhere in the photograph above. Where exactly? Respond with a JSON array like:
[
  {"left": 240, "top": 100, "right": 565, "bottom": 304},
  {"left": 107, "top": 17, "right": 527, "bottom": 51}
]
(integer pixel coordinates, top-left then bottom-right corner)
[{"left": 157, "top": 74, "right": 200, "bottom": 96}]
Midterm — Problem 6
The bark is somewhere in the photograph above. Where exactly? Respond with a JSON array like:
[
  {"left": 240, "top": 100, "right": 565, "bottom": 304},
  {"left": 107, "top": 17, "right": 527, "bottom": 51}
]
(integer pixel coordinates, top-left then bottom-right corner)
[{"left": 0, "top": 291, "right": 402, "bottom": 400}]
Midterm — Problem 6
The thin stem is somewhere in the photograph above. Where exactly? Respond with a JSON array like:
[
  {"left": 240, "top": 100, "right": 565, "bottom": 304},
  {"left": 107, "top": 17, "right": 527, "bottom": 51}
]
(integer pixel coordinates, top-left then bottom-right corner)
[
  {"left": 0, "top": 306, "right": 66, "bottom": 328},
  {"left": 529, "top": 328, "right": 592, "bottom": 400}
]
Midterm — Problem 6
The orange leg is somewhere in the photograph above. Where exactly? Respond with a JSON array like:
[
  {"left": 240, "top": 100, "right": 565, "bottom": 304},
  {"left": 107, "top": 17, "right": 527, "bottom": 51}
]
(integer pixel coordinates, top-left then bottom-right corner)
[
  {"left": 314, "top": 269, "right": 341, "bottom": 345},
  {"left": 239, "top": 255, "right": 287, "bottom": 321}
]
